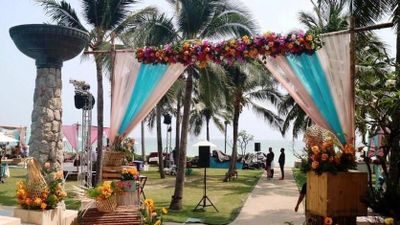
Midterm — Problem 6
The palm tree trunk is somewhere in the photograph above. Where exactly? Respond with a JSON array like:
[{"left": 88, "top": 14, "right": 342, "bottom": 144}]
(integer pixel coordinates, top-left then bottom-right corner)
[
  {"left": 95, "top": 56, "right": 104, "bottom": 185},
  {"left": 224, "top": 93, "right": 240, "bottom": 182},
  {"left": 156, "top": 105, "right": 165, "bottom": 179},
  {"left": 387, "top": 20, "right": 400, "bottom": 190},
  {"left": 175, "top": 95, "right": 181, "bottom": 166},
  {"left": 141, "top": 120, "right": 145, "bottom": 163},
  {"left": 170, "top": 71, "right": 193, "bottom": 210},
  {"left": 206, "top": 117, "right": 210, "bottom": 141}
]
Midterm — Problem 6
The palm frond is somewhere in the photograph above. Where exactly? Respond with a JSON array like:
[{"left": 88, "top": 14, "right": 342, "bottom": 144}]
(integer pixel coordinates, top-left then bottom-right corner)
[
  {"left": 36, "top": 0, "right": 86, "bottom": 31},
  {"left": 249, "top": 102, "right": 283, "bottom": 129},
  {"left": 201, "top": 0, "right": 258, "bottom": 38}
]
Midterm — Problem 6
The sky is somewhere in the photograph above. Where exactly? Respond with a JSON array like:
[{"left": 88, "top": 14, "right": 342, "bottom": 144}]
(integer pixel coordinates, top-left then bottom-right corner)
[{"left": 0, "top": 0, "right": 396, "bottom": 142}]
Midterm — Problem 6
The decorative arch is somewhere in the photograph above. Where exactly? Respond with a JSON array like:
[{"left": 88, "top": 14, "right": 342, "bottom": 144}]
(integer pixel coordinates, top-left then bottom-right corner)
[{"left": 110, "top": 31, "right": 353, "bottom": 144}]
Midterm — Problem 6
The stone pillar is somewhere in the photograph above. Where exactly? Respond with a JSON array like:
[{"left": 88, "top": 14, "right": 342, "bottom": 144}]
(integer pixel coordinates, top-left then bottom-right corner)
[
  {"left": 29, "top": 67, "right": 64, "bottom": 170},
  {"left": 10, "top": 24, "right": 89, "bottom": 171}
]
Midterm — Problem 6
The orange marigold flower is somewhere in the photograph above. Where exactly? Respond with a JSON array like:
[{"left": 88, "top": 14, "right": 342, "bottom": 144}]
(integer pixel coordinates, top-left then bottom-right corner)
[
  {"left": 40, "top": 202, "right": 47, "bottom": 210},
  {"left": 311, "top": 161, "right": 319, "bottom": 169},
  {"left": 311, "top": 146, "right": 320, "bottom": 155},
  {"left": 324, "top": 217, "right": 333, "bottom": 225}
]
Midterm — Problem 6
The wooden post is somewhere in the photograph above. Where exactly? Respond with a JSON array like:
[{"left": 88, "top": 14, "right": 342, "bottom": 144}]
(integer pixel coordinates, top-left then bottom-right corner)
[{"left": 350, "top": 15, "right": 356, "bottom": 147}]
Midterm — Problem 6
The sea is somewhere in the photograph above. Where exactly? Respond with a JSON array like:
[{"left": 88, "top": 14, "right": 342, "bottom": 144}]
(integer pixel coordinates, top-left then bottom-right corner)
[{"left": 131, "top": 137, "right": 305, "bottom": 168}]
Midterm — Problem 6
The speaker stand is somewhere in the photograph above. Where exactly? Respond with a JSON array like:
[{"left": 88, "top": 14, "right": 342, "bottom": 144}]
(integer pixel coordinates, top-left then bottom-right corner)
[{"left": 193, "top": 167, "right": 218, "bottom": 212}]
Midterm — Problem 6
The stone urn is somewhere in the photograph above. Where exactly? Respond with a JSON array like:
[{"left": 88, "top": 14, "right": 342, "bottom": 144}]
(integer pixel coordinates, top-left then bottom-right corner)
[{"left": 10, "top": 24, "right": 89, "bottom": 170}]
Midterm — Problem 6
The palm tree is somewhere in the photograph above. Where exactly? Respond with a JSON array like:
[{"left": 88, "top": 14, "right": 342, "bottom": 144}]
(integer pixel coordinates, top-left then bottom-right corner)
[
  {"left": 36, "top": 0, "right": 157, "bottom": 184},
  {"left": 351, "top": 0, "right": 400, "bottom": 194},
  {"left": 278, "top": 95, "right": 313, "bottom": 139},
  {"left": 189, "top": 64, "right": 230, "bottom": 140},
  {"left": 224, "top": 61, "right": 283, "bottom": 181},
  {"left": 124, "top": 0, "right": 257, "bottom": 210}
]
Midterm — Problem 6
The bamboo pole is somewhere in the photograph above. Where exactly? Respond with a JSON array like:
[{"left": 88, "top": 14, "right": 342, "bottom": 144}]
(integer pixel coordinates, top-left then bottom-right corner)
[
  {"left": 350, "top": 16, "right": 356, "bottom": 146},
  {"left": 321, "top": 22, "right": 393, "bottom": 37}
]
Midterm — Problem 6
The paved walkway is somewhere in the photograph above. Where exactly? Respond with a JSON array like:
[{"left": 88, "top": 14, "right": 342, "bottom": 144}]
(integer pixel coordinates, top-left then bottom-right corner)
[
  {"left": 166, "top": 168, "right": 305, "bottom": 225},
  {"left": 229, "top": 168, "right": 304, "bottom": 225}
]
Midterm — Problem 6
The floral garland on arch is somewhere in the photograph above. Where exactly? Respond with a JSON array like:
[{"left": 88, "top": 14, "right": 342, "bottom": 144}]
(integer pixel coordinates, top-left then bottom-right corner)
[{"left": 136, "top": 31, "right": 321, "bottom": 67}]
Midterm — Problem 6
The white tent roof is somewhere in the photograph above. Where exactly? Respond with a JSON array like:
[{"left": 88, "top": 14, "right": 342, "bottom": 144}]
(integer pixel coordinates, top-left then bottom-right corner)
[
  {"left": 192, "top": 140, "right": 217, "bottom": 147},
  {"left": 0, "top": 133, "right": 18, "bottom": 143}
]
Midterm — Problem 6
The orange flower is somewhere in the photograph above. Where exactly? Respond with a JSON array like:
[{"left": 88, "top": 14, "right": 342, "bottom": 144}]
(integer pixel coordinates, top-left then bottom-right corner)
[
  {"left": 324, "top": 217, "right": 333, "bottom": 225},
  {"left": 25, "top": 198, "right": 33, "bottom": 206},
  {"left": 311, "top": 161, "right": 319, "bottom": 169},
  {"left": 343, "top": 144, "right": 355, "bottom": 154},
  {"left": 321, "top": 154, "right": 328, "bottom": 161},
  {"left": 311, "top": 146, "right": 320, "bottom": 155},
  {"left": 34, "top": 197, "right": 42, "bottom": 206},
  {"left": 306, "top": 34, "right": 313, "bottom": 41},
  {"left": 40, "top": 203, "right": 47, "bottom": 210},
  {"left": 242, "top": 35, "right": 251, "bottom": 45}
]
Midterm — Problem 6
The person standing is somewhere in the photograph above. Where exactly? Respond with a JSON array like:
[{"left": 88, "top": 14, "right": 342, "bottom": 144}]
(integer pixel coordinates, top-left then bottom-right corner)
[
  {"left": 278, "top": 148, "right": 285, "bottom": 180},
  {"left": 265, "top": 147, "right": 275, "bottom": 178}
]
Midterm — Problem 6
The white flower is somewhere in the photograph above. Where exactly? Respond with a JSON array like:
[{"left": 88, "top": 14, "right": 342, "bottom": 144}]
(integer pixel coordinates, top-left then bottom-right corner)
[{"left": 385, "top": 79, "right": 396, "bottom": 87}]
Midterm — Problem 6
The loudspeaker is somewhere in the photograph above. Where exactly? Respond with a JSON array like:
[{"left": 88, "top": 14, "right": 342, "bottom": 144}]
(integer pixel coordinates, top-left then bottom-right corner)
[
  {"left": 163, "top": 114, "right": 172, "bottom": 124},
  {"left": 74, "top": 93, "right": 95, "bottom": 110},
  {"left": 255, "top": 142, "right": 261, "bottom": 152},
  {"left": 198, "top": 146, "right": 210, "bottom": 168}
]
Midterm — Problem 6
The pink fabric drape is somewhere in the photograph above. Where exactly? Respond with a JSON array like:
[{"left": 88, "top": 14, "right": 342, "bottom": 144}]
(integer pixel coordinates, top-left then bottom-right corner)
[
  {"left": 262, "top": 56, "right": 331, "bottom": 131},
  {"left": 62, "top": 125, "right": 111, "bottom": 150},
  {"left": 62, "top": 125, "right": 78, "bottom": 150},
  {"left": 90, "top": 127, "right": 110, "bottom": 145},
  {"left": 123, "top": 64, "right": 186, "bottom": 137},
  {"left": 110, "top": 52, "right": 141, "bottom": 142},
  {"left": 317, "top": 33, "right": 353, "bottom": 143},
  {"left": 262, "top": 33, "right": 353, "bottom": 143},
  {"left": 110, "top": 52, "right": 186, "bottom": 142}
]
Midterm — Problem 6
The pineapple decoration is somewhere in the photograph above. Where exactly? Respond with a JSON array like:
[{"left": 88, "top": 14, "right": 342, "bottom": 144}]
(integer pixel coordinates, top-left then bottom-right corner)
[{"left": 16, "top": 158, "right": 67, "bottom": 210}]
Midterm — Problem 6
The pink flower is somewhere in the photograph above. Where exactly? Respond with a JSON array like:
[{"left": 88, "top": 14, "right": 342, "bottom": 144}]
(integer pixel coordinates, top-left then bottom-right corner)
[{"left": 321, "top": 154, "right": 329, "bottom": 161}]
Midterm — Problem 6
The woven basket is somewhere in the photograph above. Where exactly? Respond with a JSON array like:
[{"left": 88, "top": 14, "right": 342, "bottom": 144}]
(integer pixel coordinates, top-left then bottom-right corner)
[
  {"left": 96, "top": 195, "right": 117, "bottom": 212},
  {"left": 102, "top": 151, "right": 125, "bottom": 167}
]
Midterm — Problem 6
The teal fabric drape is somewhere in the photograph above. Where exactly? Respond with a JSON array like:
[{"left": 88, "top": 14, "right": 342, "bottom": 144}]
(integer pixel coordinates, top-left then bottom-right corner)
[
  {"left": 118, "top": 64, "right": 168, "bottom": 134},
  {"left": 286, "top": 53, "right": 346, "bottom": 143}
]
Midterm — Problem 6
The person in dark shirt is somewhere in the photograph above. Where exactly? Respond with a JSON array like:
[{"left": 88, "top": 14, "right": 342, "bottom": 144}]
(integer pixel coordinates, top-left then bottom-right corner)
[
  {"left": 295, "top": 182, "right": 307, "bottom": 212},
  {"left": 278, "top": 148, "right": 285, "bottom": 180},
  {"left": 265, "top": 147, "right": 275, "bottom": 178}
]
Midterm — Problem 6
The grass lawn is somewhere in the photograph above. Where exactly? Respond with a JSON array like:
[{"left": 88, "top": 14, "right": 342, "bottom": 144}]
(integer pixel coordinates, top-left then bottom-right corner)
[
  {"left": 0, "top": 167, "right": 80, "bottom": 210},
  {"left": 1, "top": 166, "right": 262, "bottom": 224},
  {"left": 141, "top": 167, "right": 263, "bottom": 224},
  {"left": 292, "top": 168, "right": 306, "bottom": 190}
]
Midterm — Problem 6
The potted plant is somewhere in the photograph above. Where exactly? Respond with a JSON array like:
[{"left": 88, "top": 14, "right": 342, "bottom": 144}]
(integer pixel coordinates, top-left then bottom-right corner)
[
  {"left": 103, "top": 136, "right": 135, "bottom": 167},
  {"left": 301, "top": 126, "right": 367, "bottom": 217},
  {"left": 87, "top": 181, "right": 117, "bottom": 212},
  {"left": 119, "top": 167, "right": 139, "bottom": 192},
  {"left": 14, "top": 159, "right": 67, "bottom": 225},
  {"left": 141, "top": 199, "right": 168, "bottom": 225}
]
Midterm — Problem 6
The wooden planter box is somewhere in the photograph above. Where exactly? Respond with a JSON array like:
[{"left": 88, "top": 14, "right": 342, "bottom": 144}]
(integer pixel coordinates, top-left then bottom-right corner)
[
  {"left": 307, "top": 170, "right": 368, "bottom": 217},
  {"left": 13, "top": 207, "right": 61, "bottom": 225},
  {"left": 117, "top": 191, "right": 139, "bottom": 206}
]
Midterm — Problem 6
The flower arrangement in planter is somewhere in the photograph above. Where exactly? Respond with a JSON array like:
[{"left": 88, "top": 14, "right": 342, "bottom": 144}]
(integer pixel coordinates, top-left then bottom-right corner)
[
  {"left": 118, "top": 167, "right": 139, "bottom": 192},
  {"left": 141, "top": 199, "right": 168, "bottom": 225},
  {"left": 87, "top": 181, "right": 118, "bottom": 212},
  {"left": 301, "top": 126, "right": 356, "bottom": 175},
  {"left": 16, "top": 159, "right": 66, "bottom": 210},
  {"left": 103, "top": 136, "right": 135, "bottom": 166}
]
